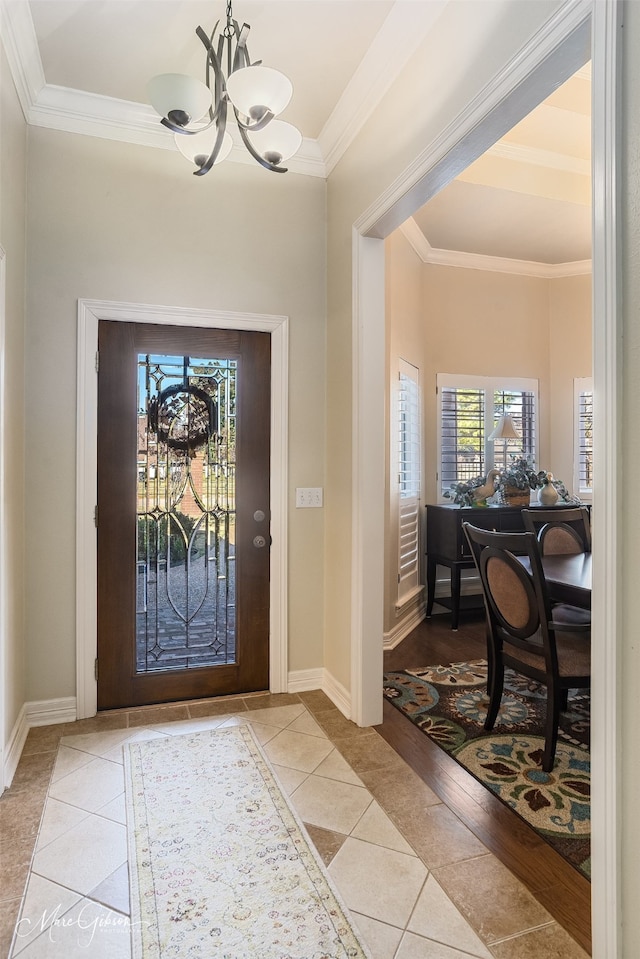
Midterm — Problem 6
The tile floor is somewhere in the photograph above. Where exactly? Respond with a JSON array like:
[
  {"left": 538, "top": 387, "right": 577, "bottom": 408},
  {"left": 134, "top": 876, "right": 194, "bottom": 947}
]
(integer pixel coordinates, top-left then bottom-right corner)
[{"left": 0, "top": 691, "right": 589, "bottom": 959}]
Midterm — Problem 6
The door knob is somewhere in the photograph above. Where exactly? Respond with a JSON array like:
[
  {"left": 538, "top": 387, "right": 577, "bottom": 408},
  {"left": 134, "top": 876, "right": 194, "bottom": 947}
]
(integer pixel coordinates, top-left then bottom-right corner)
[{"left": 253, "top": 535, "right": 267, "bottom": 548}]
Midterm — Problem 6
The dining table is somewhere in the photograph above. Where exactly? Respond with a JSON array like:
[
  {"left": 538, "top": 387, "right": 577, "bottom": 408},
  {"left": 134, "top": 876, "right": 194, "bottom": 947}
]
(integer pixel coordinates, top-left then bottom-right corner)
[{"left": 540, "top": 551, "right": 592, "bottom": 609}]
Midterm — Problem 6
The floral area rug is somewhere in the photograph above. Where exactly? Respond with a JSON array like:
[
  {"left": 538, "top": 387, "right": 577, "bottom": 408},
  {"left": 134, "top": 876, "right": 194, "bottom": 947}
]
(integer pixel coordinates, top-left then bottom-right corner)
[
  {"left": 124, "top": 725, "right": 371, "bottom": 959},
  {"left": 383, "top": 660, "right": 590, "bottom": 878}
]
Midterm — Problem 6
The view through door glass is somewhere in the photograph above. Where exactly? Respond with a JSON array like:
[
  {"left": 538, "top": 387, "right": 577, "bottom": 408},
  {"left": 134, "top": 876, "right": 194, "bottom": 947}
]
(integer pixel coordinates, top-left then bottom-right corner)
[{"left": 97, "top": 322, "right": 270, "bottom": 709}]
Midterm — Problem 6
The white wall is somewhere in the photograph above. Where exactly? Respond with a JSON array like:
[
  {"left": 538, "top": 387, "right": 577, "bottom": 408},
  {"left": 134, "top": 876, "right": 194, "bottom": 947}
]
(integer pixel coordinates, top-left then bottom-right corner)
[
  {"left": 0, "top": 42, "right": 27, "bottom": 760},
  {"left": 24, "top": 127, "right": 327, "bottom": 700}
]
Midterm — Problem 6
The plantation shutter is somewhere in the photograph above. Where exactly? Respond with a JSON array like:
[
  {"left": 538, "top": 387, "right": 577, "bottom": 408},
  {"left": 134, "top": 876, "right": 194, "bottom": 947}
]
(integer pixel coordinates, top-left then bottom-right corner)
[
  {"left": 440, "top": 387, "right": 485, "bottom": 485},
  {"left": 398, "top": 361, "right": 421, "bottom": 603},
  {"left": 575, "top": 380, "right": 593, "bottom": 494}
]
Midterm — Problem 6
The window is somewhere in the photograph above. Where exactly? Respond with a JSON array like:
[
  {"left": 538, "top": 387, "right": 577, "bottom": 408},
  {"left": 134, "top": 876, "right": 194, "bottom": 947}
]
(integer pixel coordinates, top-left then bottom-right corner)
[
  {"left": 396, "top": 360, "right": 421, "bottom": 604},
  {"left": 574, "top": 378, "right": 593, "bottom": 499},
  {"left": 437, "top": 374, "right": 538, "bottom": 496}
]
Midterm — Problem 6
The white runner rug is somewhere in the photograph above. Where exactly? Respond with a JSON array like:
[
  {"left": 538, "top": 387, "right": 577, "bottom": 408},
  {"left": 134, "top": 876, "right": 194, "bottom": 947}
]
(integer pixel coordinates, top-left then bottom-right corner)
[{"left": 124, "top": 724, "right": 371, "bottom": 958}]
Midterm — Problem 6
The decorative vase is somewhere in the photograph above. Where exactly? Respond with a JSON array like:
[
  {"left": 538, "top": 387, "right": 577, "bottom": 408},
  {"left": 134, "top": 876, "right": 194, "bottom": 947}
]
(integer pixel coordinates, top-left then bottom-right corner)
[{"left": 538, "top": 483, "right": 559, "bottom": 506}]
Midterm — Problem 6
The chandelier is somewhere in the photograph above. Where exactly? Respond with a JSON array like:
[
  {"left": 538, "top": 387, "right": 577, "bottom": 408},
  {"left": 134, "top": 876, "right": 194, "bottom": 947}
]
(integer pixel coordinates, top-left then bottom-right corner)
[{"left": 147, "top": 1, "right": 302, "bottom": 176}]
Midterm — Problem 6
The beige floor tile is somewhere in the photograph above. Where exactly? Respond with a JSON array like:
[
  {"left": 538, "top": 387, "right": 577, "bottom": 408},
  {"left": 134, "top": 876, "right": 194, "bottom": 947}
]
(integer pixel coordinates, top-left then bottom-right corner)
[
  {"left": 241, "top": 692, "right": 301, "bottom": 710},
  {"left": 89, "top": 863, "right": 130, "bottom": 916},
  {"left": 290, "top": 775, "right": 373, "bottom": 834},
  {"left": 246, "top": 721, "right": 281, "bottom": 745},
  {"left": 351, "top": 801, "right": 415, "bottom": 856},
  {"left": 334, "top": 731, "right": 409, "bottom": 774},
  {"left": 298, "top": 689, "right": 338, "bottom": 714},
  {"left": 51, "top": 746, "right": 94, "bottom": 783},
  {"left": 12, "top": 874, "right": 81, "bottom": 955},
  {"left": 433, "top": 854, "right": 553, "bottom": 944},
  {"left": 48, "top": 757, "right": 124, "bottom": 813},
  {"left": 62, "top": 716, "right": 129, "bottom": 736},
  {"left": 187, "top": 698, "right": 248, "bottom": 718},
  {"left": 32, "top": 814, "right": 127, "bottom": 896},
  {"left": 10, "top": 753, "right": 56, "bottom": 793},
  {"left": 21, "top": 726, "right": 66, "bottom": 757},
  {"left": 96, "top": 793, "right": 127, "bottom": 825},
  {"left": 407, "top": 875, "right": 493, "bottom": 958},
  {"left": 0, "top": 898, "right": 21, "bottom": 959},
  {"left": 359, "top": 765, "right": 440, "bottom": 811},
  {"left": 126, "top": 704, "right": 189, "bottom": 728},
  {"left": 59, "top": 728, "right": 133, "bottom": 758},
  {"left": 286, "top": 711, "right": 328, "bottom": 738},
  {"left": 0, "top": 837, "right": 34, "bottom": 899},
  {"left": 15, "top": 898, "right": 132, "bottom": 958},
  {"left": 263, "top": 728, "right": 334, "bottom": 772},
  {"left": 313, "top": 748, "right": 364, "bottom": 786},
  {"left": 350, "top": 912, "right": 403, "bottom": 959},
  {"left": 35, "top": 799, "right": 89, "bottom": 852},
  {"left": 304, "top": 824, "right": 348, "bottom": 866},
  {"left": 489, "top": 922, "right": 590, "bottom": 958},
  {"left": 101, "top": 729, "right": 169, "bottom": 764},
  {"left": 329, "top": 837, "right": 427, "bottom": 928},
  {"left": 241, "top": 703, "right": 307, "bottom": 727},
  {"left": 395, "top": 930, "right": 491, "bottom": 959},
  {"left": 270, "top": 763, "right": 309, "bottom": 795},
  {"left": 395, "top": 803, "right": 488, "bottom": 870},
  {"left": 0, "top": 788, "right": 48, "bottom": 844}
]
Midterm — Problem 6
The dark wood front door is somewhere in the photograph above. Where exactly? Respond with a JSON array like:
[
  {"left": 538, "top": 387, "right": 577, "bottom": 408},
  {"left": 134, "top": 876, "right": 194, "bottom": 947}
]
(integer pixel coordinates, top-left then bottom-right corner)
[{"left": 97, "top": 321, "right": 270, "bottom": 709}]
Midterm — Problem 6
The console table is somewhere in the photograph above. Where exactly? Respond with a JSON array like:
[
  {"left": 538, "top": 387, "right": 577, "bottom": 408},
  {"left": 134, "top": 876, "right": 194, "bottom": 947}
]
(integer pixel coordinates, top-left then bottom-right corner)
[{"left": 425, "top": 503, "right": 555, "bottom": 629}]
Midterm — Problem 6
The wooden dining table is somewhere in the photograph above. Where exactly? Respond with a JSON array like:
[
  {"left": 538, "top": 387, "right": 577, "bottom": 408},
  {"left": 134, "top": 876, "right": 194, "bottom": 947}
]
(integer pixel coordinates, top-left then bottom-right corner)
[{"left": 540, "top": 552, "right": 592, "bottom": 609}]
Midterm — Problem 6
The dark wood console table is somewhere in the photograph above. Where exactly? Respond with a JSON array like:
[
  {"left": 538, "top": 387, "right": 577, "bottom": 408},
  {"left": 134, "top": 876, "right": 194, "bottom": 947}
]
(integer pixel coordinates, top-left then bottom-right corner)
[{"left": 425, "top": 503, "right": 569, "bottom": 629}]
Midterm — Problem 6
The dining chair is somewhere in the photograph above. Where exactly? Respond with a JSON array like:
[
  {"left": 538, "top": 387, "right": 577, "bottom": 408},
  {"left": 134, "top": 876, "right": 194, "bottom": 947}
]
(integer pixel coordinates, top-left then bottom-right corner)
[
  {"left": 462, "top": 522, "right": 590, "bottom": 772},
  {"left": 521, "top": 506, "right": 591, "bottom": 625},
  {"left": 521, "top": 506, "right": 591, "bottom": 555}
]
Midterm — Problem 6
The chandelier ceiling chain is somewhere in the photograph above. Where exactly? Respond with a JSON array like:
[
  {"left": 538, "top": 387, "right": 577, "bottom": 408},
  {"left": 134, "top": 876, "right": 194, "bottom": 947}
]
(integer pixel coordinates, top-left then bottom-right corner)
[{"left": 147, "top": 2, "right": 302, "bottom": 176}]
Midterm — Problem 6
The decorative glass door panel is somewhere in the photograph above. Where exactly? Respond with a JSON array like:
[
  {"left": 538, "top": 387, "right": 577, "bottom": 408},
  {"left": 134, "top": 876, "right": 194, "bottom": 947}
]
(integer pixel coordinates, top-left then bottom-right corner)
[
  {"left": 97, "top": 322, "right": 270, "bottom": 709},
  {"left": 136, "top": 354, "right": 237, "bottom": 673}
]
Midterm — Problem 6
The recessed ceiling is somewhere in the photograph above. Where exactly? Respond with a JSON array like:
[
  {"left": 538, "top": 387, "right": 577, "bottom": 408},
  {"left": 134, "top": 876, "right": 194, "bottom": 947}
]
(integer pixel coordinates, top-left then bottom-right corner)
[{"left": 3, "top": 2, "right": 592, "bottom": 270}]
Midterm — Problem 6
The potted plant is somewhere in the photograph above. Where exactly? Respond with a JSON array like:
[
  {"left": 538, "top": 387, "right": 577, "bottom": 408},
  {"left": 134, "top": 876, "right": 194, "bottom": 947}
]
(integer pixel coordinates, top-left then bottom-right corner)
[
  {"left": 495, "top": 455, "right": 542, "bottom": 505},
  {"left": 443, "top": 468, "right": 499, "bottom": 507}
]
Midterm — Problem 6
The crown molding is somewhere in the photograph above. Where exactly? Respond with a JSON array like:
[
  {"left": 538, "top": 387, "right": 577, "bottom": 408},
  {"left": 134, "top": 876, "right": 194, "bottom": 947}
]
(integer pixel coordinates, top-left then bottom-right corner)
[
  {"left": 28, "top": 84, "right": 326, "bottom": 176},
  {"left": 487, "top": 140, "right": 590, "bottom": 176},
  {"left": 1, "top": 0, "right": 441, "bottom": 180},
  {"left": 318, "top": 0, "right": 448, "bottom": 176},
  {"left": 0, "top": 0, "right": 45, "bottom": 119},
  {"left": 399, "top": 217, "right": 591, "bottom": 278}
]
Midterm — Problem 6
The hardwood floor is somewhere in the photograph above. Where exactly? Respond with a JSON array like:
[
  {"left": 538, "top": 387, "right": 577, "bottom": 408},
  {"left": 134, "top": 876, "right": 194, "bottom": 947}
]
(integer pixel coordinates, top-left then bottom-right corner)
[{"left": 376, "top": 611, "right": 592, "bottom": 955}]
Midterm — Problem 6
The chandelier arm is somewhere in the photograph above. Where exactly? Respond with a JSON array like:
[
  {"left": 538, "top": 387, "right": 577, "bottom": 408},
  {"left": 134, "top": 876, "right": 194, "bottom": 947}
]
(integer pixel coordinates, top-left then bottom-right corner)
[
  {"left": 236, "top": 120, "right": 287, "bottom": 174},
  {"left": 161, "top": 116, "right": 216, "bottom": 136},
  {"left": 195, "top": 24, "right": 226, "bottom": 124},
  {"left": 194, "top": 102, "right": 229, "bottom": 176},
  {"left": 235, "top": 109, "right": 275, "bottom": 133}
]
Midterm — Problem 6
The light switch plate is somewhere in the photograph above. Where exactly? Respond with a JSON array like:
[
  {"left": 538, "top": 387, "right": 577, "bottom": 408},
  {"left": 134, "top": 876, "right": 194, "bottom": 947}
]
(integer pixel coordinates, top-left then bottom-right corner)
[{"left": 295, "top": 487, "right": 323, "bottom": 508}]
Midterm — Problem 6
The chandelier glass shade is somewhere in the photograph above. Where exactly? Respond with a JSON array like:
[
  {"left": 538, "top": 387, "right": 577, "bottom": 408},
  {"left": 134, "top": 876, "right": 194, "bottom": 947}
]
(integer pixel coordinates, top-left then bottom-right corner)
[{"left": 147, "top": 2, "right": 301, "bottom": 176}]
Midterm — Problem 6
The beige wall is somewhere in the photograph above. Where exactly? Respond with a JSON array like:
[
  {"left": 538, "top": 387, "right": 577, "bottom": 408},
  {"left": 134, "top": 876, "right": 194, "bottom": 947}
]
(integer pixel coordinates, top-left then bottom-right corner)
[
  {"left": 0, "top": 44, "right": 27, "bottom": 751},
  {"left": 384, "top": 230, "right": 591, "bottom": 634},
  {"left": 24, "top": 127, "right": 327, "bottom": 700},
  {"left": 384, "top": 231, "right": 427, "bottom": 635},
  {"left": 621, "top": 1, "right": 640, "bottom": 952},
  {"left": 422, "top": 263, "right": 552, "bottom": 501},
  {"left": 326, "top": 0, "right": 565, "bottom": 689}
]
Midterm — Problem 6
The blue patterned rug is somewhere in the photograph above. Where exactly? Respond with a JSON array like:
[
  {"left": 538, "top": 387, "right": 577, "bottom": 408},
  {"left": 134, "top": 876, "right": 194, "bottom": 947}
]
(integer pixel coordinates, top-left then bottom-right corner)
[{"left": 383, "top": 660, "right": 590, "bottom": 878}]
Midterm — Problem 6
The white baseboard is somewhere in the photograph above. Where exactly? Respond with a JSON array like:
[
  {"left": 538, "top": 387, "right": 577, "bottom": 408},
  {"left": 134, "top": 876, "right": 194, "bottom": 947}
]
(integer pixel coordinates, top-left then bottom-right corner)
[
  {"left": 25, "top": 697, "right": 77, "bottom": 727},
  {"left": 384, "top": 602, "right": 427, "bottom": 650},
  {"left": 287, "top": 668, "right": 323, "bottom": 693},
  {"left": 4, "top": 704, "right": 28, "bottom": 789},
  {"left": 321, "top": 669, "right": 351, "bottom": 719}
]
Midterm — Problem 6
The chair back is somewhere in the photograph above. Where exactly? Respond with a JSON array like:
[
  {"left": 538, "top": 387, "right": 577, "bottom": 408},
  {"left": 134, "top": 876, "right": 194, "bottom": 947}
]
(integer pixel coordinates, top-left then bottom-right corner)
[
  {"left": 521, "top": 506, "right": 591, "bottom": 555},
  {"left": 462, "top": 523, "right": 558, "bottom": 673}
]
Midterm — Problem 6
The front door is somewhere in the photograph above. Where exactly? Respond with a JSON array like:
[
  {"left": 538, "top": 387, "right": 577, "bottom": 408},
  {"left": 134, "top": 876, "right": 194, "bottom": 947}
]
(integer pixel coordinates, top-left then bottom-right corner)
[{"left": 96, "top": 321, "right": 270, "bottom": 709}]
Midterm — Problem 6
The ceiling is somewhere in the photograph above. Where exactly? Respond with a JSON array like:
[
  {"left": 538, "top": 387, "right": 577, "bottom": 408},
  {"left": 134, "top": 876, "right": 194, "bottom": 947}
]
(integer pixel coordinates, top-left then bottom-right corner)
[{"left": 2, "top": 1, "right": 591, "bottom": 274}]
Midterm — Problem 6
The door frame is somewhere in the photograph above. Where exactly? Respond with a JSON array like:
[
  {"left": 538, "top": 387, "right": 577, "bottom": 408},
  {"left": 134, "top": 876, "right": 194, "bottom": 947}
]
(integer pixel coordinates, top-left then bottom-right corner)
[
  {"left": 76, "top": 298, "right": 288, "bottom": 719},
  {"left": 351, "top": 0, "right": 619, "bottom": 955}
]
